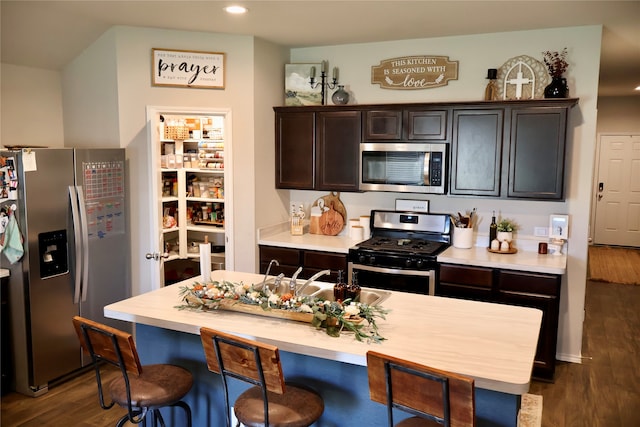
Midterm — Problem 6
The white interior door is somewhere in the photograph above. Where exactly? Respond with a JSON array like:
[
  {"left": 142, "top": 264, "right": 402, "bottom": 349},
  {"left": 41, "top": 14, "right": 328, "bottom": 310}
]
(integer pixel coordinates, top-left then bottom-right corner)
[
  {"left": 593, "top": 134, "right": 640, "bottom": 247},
  {"left": 144, "top": 106, "right": 165, "bottom": 290}
]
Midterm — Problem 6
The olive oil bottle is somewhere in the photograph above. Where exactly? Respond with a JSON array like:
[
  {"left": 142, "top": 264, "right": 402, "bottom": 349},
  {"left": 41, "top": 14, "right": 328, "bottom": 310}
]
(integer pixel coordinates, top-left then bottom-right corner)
[
  {"left": 333, "top": 270, "right": 347, "bottom": 302},
  {"left": 489, "top": 211, "right": 497, "bottom": 247}
]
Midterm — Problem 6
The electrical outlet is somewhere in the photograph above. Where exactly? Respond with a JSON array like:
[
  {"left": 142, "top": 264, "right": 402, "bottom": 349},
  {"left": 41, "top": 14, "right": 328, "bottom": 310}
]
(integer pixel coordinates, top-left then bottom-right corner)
[{"left": 534, "top": 227, "right": 549, "bottom": 237}]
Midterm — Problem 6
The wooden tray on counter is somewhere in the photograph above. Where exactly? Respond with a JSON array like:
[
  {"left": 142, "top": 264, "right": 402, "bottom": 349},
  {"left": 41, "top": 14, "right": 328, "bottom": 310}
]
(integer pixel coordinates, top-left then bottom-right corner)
[
  {"left": 487, "top": 247, "right": 518, "bottom": 255},
  {"left": 216, "top": 299, "right": 314, "bottom": 323}
]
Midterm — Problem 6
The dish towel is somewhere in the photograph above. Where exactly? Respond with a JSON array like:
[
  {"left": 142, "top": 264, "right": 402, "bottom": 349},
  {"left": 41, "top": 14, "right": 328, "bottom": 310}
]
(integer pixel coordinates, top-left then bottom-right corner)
[{"left": 0, "top": 212, "right": 24, "bottom": 264}]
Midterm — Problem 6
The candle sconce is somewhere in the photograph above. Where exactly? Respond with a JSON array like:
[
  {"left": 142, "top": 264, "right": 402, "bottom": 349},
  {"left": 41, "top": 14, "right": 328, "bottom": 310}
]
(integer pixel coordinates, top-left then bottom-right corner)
[{"left": 309, "top": 61, "right": 339, "bottom": 105}]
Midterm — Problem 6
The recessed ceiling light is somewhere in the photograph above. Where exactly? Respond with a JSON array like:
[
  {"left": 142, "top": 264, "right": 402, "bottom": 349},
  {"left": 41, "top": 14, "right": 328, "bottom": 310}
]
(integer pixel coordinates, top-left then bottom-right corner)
[
  {"left": 635, "top": 85, "right": 640, "bottom": 91},
  {"left": 224, "top": 5, "right": 248, "bottom": 14}
]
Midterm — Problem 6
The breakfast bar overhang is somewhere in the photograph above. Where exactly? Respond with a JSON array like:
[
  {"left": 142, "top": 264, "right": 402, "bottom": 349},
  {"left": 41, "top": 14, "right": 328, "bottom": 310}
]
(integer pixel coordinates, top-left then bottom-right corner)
[{"left": 104, "top": 270, "right": 542, "bottom": 427}]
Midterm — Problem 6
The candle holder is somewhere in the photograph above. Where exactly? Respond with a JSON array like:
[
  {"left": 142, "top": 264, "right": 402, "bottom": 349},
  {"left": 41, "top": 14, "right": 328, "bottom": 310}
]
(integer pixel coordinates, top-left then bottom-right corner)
[{"left": 309, "top": 63, "right": 339, "bottom": 105}]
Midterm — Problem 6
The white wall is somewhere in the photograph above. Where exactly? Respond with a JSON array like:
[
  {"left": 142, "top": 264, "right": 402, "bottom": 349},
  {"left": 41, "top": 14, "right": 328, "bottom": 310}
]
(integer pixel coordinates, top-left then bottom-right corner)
[
  {"left": 0, "top": 64, "right": 65, "bottom": 148},
  {"left": 252, "top": 38, "right": 292, "bottom": 253},
  {"left": 596, "top": 96, "right": 640, "bottom": 133},
  {"left": 61, "top": 26, "right": 278, "bottom": 296},
  {"left": 290, "top": 25, "right": 603, "bottom": 364}
]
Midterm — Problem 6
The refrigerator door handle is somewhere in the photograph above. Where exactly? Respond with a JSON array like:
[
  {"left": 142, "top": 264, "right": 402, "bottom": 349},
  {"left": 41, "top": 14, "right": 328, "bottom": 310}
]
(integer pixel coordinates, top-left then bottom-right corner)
[
  {"left": 76, "top": 186, "right": 90, "bottom": 302},
  {"left": 69, "top": 186, "right": 83, "bottom": 304}
]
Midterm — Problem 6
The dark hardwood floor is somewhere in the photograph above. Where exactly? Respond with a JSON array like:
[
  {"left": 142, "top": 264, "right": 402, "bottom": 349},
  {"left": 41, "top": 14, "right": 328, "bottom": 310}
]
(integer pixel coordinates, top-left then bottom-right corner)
[
  {"left": 528, "top": 280, "right": 640, "bottom": 427},
  {"left": 1, "top": 280, "right": 639, "bottom": 426},
  {"left": 1, "top": 366, "right": 130, "bottom": 426}
]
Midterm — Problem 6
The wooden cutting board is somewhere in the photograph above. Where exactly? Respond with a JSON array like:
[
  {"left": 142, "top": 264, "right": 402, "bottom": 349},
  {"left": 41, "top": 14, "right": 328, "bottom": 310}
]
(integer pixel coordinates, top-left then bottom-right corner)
[{"left": 313, "top": 192, "right": 346, "bottom": 235}]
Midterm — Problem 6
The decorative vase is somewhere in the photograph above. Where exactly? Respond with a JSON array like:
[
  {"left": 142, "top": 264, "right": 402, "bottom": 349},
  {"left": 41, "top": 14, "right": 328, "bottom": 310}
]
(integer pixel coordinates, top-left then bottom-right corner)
[
  {"left": 544, "top": 77, "right": 569, "bottom": 98},
  {"left": 331, "top": 85, "right": 350, "bottom": 105},
  {"left": 497, "top": 231, "right": 513, "bottom": 243}
]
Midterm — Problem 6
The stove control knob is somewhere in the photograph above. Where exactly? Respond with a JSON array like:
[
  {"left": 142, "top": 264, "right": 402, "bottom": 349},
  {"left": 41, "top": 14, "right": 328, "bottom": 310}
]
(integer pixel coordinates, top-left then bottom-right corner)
[
  {"left": 415, "top": 259, "right": 424, "bottom": 269},
  {"left": 368, "top": 256, "right": 376, "bottom": 265},
  {"left": 358, "top": 255, "right": 366, "bottom": 264},
  {"left": 405, "top": 258, "right": 413, "bottom": 268}
]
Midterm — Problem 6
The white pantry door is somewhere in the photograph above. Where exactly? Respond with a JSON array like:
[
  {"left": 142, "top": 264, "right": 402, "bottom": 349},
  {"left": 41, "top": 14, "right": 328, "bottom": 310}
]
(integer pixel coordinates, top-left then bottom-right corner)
[{"left": 593, "top": 134, "right": 640, "bottom": 247}]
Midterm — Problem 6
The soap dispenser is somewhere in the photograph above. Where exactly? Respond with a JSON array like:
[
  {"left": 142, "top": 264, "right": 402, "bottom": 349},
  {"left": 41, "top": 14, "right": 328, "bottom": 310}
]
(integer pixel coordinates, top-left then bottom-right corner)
[
  {"left": 346, "top": 271, "right": 361, "bottom": 302},
  {"left": 333, "top": 270, "right": 347, "bottom": 303}
]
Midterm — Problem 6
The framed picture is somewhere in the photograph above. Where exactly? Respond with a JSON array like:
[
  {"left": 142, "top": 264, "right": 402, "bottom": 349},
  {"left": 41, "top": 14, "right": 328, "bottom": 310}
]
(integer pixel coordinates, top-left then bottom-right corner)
[
  {"left": 152, "top": 48, "right": 225, "bottom": 89},
  {"left": 284, "top": 63, "right": 322, "bottom": 106},
  {"left": 549, "top": 214, "right": 569, "bottom": 239}
]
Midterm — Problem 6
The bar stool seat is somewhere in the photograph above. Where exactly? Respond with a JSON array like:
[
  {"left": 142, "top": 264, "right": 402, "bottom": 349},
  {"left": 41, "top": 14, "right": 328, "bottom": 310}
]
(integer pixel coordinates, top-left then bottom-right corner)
[
  {"left": 200, "top": 326, "right": 324, "bottom": 427},
  {"left": 108, "top": 363, "right": 193, "bottom": 409},
  {"left": 234, "top": 382, "right": 324, "bottom": 427}
]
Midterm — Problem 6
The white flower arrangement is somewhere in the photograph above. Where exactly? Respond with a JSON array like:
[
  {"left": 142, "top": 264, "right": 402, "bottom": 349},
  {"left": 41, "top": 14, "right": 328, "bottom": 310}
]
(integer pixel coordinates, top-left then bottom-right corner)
[{"left": 177, "top": 280, "right": 388, "bottom": 343}]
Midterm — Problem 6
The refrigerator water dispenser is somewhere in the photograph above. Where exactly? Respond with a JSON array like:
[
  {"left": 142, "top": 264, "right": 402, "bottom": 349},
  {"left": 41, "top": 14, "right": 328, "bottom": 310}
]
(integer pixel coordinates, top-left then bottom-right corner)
[{"left": 38, "top": 230, "right": 69, "bottom": 278}]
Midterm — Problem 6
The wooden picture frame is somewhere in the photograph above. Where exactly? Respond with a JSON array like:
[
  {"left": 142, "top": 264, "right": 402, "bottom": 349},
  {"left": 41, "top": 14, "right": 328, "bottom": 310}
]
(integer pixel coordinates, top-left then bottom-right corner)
[
  {"left": 152, "top": 48, "right": 225, "bottom": 89},
  {"left": 284, "top": 63, "right": 322, "bottom": 106}
]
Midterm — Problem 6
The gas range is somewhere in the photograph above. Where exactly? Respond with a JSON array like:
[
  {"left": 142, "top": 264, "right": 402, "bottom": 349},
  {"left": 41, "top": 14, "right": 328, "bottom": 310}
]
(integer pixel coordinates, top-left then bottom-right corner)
[
  {"left": 348, "top": 210, "right": 451, "bottom": 295},
  {"left": 349, "top": 210, "right": 451, "bottom": 269}
]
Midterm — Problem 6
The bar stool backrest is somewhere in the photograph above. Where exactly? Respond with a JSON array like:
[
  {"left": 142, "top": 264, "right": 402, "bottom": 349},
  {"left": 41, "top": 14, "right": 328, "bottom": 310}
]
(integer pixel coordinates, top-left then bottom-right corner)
[
  {"left": 200, "top": 327, "right": 285, "bottom": 394},
  {"left": 367, "top": 351, "right": 475, "bottom": 427}
]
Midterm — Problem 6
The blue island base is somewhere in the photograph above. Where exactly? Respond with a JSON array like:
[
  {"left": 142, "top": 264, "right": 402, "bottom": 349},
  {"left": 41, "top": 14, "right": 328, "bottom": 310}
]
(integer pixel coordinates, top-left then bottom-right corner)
[{"left": 134, "top": 324, "right": 520, "bottom": 427}]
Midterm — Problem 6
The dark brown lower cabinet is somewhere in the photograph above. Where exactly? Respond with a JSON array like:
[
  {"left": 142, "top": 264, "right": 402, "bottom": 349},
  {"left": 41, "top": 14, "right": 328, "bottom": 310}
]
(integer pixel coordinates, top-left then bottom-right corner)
[
  {"left": 437, "top": 263, "right": 561, "bottom": 381},
  {"left": 259, "top": 245, "right": 347, "bottom": 283}
]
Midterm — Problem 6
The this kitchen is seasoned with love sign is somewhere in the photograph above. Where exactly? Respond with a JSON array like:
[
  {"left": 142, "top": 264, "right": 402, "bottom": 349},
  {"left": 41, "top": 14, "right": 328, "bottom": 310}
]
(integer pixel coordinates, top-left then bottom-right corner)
[{"left": 371, "top": 56, "right": 458, "bottom": 90}]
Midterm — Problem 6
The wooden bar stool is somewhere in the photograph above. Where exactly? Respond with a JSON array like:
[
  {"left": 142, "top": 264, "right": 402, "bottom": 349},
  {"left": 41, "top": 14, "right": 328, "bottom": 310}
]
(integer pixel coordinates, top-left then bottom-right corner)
[
  {"left": 200, "top": 327, "right": 324, "bottom": 427},
  {"left": 367, "top": 351, "right": 475, "bottom": 427},
  {"left": 72, "top": 316, "right": 193, "bottom": 427}
]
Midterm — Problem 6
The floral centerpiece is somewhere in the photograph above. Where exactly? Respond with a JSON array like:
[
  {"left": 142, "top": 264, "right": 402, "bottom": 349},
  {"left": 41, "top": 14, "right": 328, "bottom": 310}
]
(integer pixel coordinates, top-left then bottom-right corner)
[{"left": 176, "top": 280, "right": 388, "bottom": 343}]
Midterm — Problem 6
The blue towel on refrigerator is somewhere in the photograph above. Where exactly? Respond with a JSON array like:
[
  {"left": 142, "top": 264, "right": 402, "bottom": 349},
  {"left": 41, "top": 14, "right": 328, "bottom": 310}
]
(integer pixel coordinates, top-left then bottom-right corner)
[{"left": 0, "top": 213, "right": 24, "bottom": 264}]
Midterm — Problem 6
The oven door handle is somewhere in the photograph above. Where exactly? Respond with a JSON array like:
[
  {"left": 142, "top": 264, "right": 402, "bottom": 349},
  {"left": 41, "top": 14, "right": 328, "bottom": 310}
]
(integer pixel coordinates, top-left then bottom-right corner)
[{"left": 350, "top": 263, "right": 434, "bottom": 277}]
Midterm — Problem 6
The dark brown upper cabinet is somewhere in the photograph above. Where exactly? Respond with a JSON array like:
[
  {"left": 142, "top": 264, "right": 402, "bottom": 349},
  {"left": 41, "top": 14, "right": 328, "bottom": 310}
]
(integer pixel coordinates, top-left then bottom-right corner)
[
  {"left": 274, "top": 107, "right": 360, "bottom": 192},
  {"left": 362, "top": 108, "right": 448, "bottom": 141},
  {"left": 274, "top": 99, "right": 577, "bottom": 198},
  {"left": 449, "top": 99, "right": 576, "bottom": 200}
]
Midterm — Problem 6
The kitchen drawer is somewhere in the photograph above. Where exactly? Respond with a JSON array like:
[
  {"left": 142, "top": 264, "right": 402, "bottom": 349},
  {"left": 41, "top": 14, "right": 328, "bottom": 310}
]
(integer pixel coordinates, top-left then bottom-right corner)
[
  {"left": 439, "top": 264, "right": 493, "bottom": 288},
  {"left": 259, "top": 246, "right": 301, "bottom": 266},
  {"left": 498, "top": 270, "right": 560, "bottom": 296},
  {"left": 303, "top": 250, "right": 347, "bottom": 271}
]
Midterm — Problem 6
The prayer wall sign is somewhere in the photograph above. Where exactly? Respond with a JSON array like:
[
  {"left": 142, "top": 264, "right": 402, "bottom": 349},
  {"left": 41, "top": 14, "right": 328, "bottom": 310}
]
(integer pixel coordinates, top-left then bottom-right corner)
[
  {"left": 371, "top": 56, "right": 458, "bottom": 90},
  {"left": 152, "top": 48, "right": 225, "bottom": 89}
]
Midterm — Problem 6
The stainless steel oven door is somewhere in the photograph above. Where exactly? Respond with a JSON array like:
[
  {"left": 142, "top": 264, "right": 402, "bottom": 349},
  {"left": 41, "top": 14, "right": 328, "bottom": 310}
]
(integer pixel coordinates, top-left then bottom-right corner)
[{"left": 348, "top": 262, "right": 435, "bottom": 295}]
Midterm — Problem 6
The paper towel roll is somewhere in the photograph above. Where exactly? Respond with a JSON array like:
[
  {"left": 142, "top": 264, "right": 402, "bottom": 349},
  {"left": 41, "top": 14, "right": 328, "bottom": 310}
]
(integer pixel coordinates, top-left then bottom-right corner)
[{"left": 200, "top": 243, "right": 211, "bottom": 282}]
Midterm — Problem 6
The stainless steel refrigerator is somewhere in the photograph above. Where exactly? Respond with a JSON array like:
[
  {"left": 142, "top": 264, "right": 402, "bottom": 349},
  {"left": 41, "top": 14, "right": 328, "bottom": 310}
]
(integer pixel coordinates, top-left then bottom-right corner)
[{"left": 0, "top": 148, "right": 130, "bottom": 397}]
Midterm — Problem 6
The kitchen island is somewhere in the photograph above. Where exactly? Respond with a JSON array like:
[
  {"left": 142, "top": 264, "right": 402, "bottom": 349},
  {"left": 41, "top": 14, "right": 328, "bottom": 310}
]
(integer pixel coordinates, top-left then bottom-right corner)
[{"left": 105, "top": 270, "right": 542, "bottom": 427}]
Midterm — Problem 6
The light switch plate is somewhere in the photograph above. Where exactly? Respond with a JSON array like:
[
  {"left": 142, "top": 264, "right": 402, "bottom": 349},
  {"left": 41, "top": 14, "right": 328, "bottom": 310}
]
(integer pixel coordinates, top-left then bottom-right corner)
[{"left": 534, "top": 227, "right": 549, "bottom": 237}]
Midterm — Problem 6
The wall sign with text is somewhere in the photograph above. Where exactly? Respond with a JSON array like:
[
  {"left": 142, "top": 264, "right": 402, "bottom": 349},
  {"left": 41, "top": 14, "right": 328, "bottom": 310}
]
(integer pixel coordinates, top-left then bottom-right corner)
[
  {"left": 152, "top": 48, "right": 225, "bottom": 89},
  {"left": 371, "top": 56, "right": 458, "bottom": 90}
]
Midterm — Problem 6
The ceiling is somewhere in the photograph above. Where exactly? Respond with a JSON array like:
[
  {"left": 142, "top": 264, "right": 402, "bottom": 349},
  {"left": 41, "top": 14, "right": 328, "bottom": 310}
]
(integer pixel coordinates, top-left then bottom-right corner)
[{"left": 2, "top": 1, "right": 639, "bottom": 97}]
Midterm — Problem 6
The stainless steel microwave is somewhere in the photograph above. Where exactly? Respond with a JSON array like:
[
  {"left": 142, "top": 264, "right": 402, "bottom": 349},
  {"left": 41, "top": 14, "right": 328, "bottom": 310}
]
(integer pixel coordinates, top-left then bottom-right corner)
[{"left": 359, "top": 143, "right": 447, "bottom": 194}]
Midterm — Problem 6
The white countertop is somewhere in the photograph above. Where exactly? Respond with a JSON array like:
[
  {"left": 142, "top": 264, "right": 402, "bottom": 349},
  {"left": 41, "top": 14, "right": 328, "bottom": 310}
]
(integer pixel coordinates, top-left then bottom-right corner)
[
  {"left": 438, "top": 245, "right": 567, "bottom": 275},
  {"left": 258, "top": 223, "right": 567, "bottom": 274},
  {"left": 257, "top": 222, "right": 358, "bottom": 254},
  {"left": 105, "top": 270, "right": 542, "bottom": 395}
]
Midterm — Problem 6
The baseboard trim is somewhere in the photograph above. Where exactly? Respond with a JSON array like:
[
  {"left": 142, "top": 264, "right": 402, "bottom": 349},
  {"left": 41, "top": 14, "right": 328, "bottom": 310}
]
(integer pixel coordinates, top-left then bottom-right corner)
[{"left": 556, "top": 352, "right": 583, "bottom": 363}]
